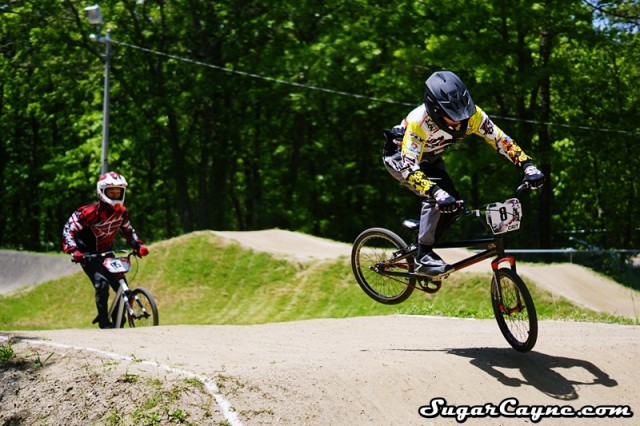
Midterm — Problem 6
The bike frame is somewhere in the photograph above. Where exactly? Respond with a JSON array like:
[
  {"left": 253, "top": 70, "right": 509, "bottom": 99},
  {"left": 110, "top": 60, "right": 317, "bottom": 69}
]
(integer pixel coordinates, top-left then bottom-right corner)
[
  {"left": 375, "top": 205, "right": 519, "bottom": 282},
  {"left": 79, "top": 249, "right": 157, "bottom": 328},
  {"left": 108, "top": 277, "right": 134, "bottom": 329},
  {"left": 437, "top": 229, "right": 517, "bottom": 275},
  {"left": 352, "top": 183, "right": 538, "bottom": 351},
  {"left": 89, "top": 250, "right": 140, "bottom": 328},
  {"left": 379, "top": 237, "right": 515, "bottom": 281}
]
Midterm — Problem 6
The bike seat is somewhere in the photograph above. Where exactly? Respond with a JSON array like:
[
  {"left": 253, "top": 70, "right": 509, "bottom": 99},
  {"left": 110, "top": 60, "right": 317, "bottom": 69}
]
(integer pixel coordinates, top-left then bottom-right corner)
[{"left": 402, "top": 219, "right": 419, "bottom": 232}]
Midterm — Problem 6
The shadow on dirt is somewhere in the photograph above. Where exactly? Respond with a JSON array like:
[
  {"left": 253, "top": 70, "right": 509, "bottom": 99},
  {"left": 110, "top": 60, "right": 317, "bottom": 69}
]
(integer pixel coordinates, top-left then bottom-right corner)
[
  {"left": 446, "top": 347, "right": 618, "bottom": 401},
  {"left": 389, "top": 346, "right": 617, "bottom": 401}
]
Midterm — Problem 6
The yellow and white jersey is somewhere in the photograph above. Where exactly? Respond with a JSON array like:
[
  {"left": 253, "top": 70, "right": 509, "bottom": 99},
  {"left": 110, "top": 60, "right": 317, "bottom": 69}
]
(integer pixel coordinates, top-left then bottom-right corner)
[{"left": 397, "top": 104, "right": 532, "bottom": 196}]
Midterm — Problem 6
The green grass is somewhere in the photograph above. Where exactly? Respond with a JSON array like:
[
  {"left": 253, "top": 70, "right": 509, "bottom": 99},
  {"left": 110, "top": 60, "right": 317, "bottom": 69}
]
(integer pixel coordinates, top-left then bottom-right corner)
[{"left": 0, "top": 231, "right": 637, "bottom": 330}]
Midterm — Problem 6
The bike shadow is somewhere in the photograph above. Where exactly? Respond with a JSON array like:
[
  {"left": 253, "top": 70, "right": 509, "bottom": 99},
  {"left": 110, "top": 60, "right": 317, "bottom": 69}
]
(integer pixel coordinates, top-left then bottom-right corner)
[{"left": 445, "top": 347, "right": 618, "bottom": 401}]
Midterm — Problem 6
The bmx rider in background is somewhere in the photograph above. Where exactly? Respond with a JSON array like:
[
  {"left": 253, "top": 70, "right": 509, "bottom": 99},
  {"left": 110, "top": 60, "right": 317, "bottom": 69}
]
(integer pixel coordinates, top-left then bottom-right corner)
[
  {"left": 382, "top": 70, "right": 545, "bottom": 277},
  {"left": 62, "top": 172, "right": 149, "bottom": 329}
]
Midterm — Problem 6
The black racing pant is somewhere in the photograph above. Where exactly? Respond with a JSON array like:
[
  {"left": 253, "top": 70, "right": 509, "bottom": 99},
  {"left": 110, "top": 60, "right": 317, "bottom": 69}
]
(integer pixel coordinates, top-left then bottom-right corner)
[
  {"left": 420, "top": 158, "right": 461, "bottom": 246},
  {"left": 383, "top": 154, "right": 462, "bottom": 247},
  {"left": 81, "top": 257, "right": 120, "bottom": 326}
]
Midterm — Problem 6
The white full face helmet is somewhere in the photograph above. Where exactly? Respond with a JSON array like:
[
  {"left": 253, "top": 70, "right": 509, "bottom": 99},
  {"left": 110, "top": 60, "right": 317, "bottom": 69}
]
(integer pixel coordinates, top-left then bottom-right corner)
[{"left": 97, "top": 172, "right": 128, "bottom": 209}]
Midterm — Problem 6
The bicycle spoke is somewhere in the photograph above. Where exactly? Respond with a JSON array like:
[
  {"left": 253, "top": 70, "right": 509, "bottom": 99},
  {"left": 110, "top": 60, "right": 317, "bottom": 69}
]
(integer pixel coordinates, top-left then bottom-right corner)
[
  {"left": 491, "top": 268, "right": 537, "bottom": 352},
  {"left": 351, "top": 229, "right": 415, "bottom": 304},
  {"left": 126, "top": 288, "right": 159, "bottom": 327}
]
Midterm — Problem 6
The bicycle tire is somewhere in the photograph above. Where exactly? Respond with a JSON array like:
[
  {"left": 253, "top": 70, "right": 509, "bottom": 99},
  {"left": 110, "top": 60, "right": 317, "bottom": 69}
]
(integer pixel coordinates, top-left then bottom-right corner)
[
  {"left": 126, "top": 287, "right": 159, "bottom": 327},
  {"left": 491, "top": 268, "right": 538, "bottom": 352},
  {"left": 351, "top": 228, "right": 415, "bottom": 304}
]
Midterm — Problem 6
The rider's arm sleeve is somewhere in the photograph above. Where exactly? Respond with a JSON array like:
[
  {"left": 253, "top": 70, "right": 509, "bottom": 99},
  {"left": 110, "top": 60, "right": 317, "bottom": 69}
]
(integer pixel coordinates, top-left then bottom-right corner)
[
  {"left": 119, "top": 210, "right": 144, "bottom": 248},
  {"left": 406, "top": 170, "right": 438, "bottom": 197},
  {"left": 61, "top": 211, "right": 82, "bottom": 253},
  {"left": 399, "top": 122, "right": 438, "bottom": 196},
  {"left": 469, "top": 106, "right": 532, "bottom": 167}
]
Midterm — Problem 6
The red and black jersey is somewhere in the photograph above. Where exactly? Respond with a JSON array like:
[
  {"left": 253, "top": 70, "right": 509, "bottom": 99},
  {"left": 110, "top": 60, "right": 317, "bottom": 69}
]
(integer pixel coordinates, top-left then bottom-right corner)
[{"left": 62, "top": 202, "right": 143, "bottom": 254}]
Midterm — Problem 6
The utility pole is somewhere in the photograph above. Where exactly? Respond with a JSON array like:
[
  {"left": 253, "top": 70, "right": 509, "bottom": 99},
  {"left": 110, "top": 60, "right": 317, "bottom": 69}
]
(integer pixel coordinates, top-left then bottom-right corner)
[{"left": 85, "top": 4, "right": 112, "bottom": 175}]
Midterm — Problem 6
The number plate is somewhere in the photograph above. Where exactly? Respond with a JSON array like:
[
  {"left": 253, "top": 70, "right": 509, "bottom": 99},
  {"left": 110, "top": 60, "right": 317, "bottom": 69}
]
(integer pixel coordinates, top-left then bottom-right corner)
[
  {"left": 486, "top": 198, "right": 522, "bottom": 234},
  {"left": 103, "top": 257, "right": 131, "bottom": 273}
]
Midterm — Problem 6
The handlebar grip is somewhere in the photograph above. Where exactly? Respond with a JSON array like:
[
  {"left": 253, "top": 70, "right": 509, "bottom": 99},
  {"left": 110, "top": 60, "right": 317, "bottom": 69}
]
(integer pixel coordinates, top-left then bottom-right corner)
[
  {"left": 423, "top": 199, "right": 466, "bottom": 214},
  {"left": 515, "top": 182, "right": 530, "bottom": 196}
]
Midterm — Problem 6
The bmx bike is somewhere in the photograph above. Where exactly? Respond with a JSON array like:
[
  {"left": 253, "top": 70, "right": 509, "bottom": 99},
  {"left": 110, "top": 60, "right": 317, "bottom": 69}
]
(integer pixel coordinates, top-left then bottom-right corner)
[
  {"left": 351, "top": 183, "right": 538, "bottom": 352},
  {"left": 76, "top": 250, "right": 159, "bottom": 328}
]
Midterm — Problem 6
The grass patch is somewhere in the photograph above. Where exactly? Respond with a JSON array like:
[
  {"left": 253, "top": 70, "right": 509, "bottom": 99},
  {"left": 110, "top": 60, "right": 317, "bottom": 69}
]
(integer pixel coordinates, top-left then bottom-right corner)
[
  {"left": 0, "top": 344, "right": 15, "bottom": 363},
  {"left": 0, "top": 231, "right": 637, "bottom": 330},
  {"left": 394, "top": 271, "right": 637, "bottom": 324}
]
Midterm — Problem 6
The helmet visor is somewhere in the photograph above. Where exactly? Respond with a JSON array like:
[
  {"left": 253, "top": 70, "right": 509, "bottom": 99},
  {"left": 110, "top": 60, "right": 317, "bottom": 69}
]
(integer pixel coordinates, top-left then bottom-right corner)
[{"left": 104, "top": 187, "right": 125, "bottom": 201}]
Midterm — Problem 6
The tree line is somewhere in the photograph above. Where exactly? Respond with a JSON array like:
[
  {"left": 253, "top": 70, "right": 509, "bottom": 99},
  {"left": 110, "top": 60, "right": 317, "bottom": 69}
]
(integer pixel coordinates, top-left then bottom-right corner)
[{"left": 1, "top": 0, "right": 638, "bottom": 256}]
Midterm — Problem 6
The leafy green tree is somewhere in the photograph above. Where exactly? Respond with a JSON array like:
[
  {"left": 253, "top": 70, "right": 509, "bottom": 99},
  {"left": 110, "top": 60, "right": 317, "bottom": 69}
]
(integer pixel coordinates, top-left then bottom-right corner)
[{"left": 0, "top": 0, "right": 637, "bottom": 261}]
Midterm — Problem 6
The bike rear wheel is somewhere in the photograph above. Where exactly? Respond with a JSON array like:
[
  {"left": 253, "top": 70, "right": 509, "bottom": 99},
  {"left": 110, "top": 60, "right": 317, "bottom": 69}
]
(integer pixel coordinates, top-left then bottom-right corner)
[
  {"left": 125, "top": 287, "right": 159, "bottom": 327},
  {"left": 351, "top": 228, "right": 415, "bottom": 304},
  {"left": 491, "top": 268, "right": 537, "bottom": 352}
]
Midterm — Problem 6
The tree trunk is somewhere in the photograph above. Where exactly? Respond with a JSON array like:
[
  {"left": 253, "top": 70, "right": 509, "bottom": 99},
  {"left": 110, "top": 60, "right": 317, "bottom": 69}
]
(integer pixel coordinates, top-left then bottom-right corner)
[{"left": 538, "top": 29, "right": 554, "bottom": 249}]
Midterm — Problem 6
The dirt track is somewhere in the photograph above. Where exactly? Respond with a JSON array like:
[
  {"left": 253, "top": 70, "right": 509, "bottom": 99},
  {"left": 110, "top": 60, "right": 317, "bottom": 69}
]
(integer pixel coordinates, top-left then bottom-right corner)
[
  {"left": 4, "top": 316, "right": 639, "bottom": 425},
  {"left": 1, "top": 230, "right": 639, "bottom": 425}
]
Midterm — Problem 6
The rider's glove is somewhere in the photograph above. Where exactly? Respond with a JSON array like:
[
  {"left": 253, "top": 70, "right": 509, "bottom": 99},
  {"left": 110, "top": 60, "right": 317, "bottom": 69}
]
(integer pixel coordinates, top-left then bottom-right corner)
[
  {"left": 71, "top": 249, "right": 85, "bottom": 263},
  {"left": 390, "top": 125, "right": 405, "bottom": 141},
  {"left": 382, "top": 126, "right": 405, "bottom": 156},
  {"left": 432, "top": 188, "right": 458, "bottom": 214},
  {"left": 522, "top": 161, "right": 545, "bottom": 189},
  {"left": 137, "top": 245, "right": 149, "bottom": 257}
]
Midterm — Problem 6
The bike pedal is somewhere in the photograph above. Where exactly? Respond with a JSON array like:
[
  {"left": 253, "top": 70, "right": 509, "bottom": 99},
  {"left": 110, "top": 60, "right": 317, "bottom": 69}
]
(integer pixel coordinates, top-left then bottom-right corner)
[
  {"left": 419, "top": 280, "right": 442, "bottom": 293},
  {"left": 430, "top": 273, "right": 450, "bottom": 281},
  {"left": 413, "top": 269, "right": 450, "bottom": 280}
]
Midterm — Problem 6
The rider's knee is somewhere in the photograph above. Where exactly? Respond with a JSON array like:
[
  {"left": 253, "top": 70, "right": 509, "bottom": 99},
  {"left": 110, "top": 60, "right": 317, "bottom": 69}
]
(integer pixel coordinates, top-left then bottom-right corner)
[{"left": 93, "top": 273, "right": 109, "bottom": 293}]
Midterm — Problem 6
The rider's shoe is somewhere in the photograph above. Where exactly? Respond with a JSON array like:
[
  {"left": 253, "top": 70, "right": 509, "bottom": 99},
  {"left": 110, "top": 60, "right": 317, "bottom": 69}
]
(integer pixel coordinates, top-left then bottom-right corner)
[
  {"left": 98, "top": 321, "right": 115, "bottom": 329},
  {"left": 95, "top": 313, "right": 114, "bottom": 329},
  {"left": 414, "top": 250, "right": 453, "bottom": 277}
]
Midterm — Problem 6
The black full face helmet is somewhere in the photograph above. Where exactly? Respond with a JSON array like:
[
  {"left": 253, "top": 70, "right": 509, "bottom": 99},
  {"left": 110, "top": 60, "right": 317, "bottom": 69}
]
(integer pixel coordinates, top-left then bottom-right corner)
[{"left": 424, "top": 70, "right": 476, "bottom": 137}]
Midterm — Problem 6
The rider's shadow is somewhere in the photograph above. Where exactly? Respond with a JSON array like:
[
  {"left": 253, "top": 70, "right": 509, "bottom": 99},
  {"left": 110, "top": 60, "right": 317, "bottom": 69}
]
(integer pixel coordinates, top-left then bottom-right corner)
[{"left": 447, "top": 347, "right": 617, "bottom": 400}]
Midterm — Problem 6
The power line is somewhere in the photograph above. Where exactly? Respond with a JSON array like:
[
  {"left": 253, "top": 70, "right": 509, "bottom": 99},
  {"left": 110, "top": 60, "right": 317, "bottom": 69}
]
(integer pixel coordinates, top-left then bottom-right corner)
[
  {"left": 112, "top": 39, "right": 640, "bottom": 137},
  {"left": 112, "top": 39, "right": 414, "bottom": 108},
  {"left": 490, "top": 115, "right": 640, "bottom": 136}
]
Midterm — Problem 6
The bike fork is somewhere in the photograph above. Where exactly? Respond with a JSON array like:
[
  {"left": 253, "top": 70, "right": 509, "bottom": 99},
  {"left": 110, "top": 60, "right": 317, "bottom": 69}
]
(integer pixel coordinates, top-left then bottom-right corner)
[
  {"left": 491, "top": 255, "right": 521, "bottom": 314},
  {"left": 112, "top": 279, "right": 133, "bottom": 328},
  {"left": 491, "top": 255, "right": 517, "bottom": 273}
]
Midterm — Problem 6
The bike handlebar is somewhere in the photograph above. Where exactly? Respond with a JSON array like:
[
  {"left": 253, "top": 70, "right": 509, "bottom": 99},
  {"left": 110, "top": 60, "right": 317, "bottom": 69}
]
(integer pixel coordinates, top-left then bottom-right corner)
[
  {"left": 70, "top": 249, "right": 140, "bottom": 263},
  {"left": 424, "top": 182, "right": 535, "bottom": 214},
  {"left": 515, "top": 182, "right": 532, "bottom": 196}
]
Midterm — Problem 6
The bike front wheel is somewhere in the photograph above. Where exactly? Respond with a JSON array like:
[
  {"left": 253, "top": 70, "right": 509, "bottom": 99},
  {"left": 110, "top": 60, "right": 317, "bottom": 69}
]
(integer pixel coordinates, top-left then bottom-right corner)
[
  {"left": 351, "top": 228, "right": 415, "bottom": 304},
  {"left": 491, "top": 268, "right": 537, "bottom": 352},
  {"left": 125, "top": 287, "right": 159, "bottom": 327}
]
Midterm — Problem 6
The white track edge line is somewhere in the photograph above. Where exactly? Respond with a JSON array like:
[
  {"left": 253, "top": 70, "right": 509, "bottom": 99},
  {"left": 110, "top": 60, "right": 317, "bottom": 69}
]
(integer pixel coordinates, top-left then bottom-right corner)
[{"left": 0, "top": 335, "right": 243, "bottom": 426}]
